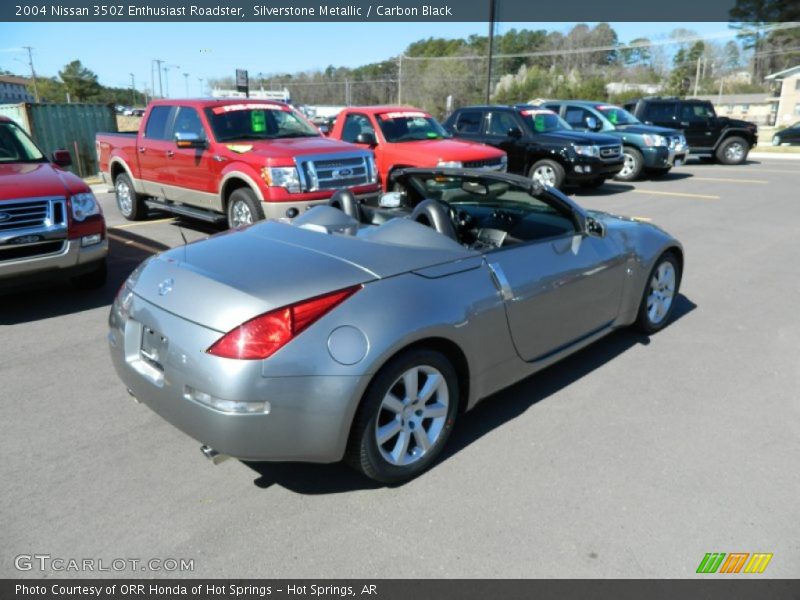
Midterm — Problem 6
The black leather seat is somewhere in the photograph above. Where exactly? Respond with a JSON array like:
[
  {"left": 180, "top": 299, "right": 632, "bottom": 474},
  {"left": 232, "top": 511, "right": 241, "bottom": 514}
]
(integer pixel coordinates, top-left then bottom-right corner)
[
  {"left": 408, "top": 200, "right": 457, "bottom": 241},
  {"left": 328, "top": 189, "right": 361, "bottom": 222}
]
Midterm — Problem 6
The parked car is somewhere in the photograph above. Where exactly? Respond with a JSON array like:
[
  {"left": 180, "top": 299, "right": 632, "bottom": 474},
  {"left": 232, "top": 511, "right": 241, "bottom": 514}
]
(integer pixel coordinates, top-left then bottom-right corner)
[
  {"left": 328, "top": 106, "right": 506, "bottom": 191},
  {"left": 109, "top": 167, "right": 684, "bottom": 484},
  {"left": 97, "top": 99, "right": 380, "bottom": 228},
  {"left": 541, "top": 100, "right": 688, "bottom": 181},
  {"left": 443, "top": 104, "right": 624, "bottom": 189},
  {"left": 772, "top": 122, "right": 800, "bottom": 146},
  {"left": 623, "top": 97, "right": 758, "bottom": 164},
  {"left": 0, "top": 116, "right": 107, "bottom": 291}
]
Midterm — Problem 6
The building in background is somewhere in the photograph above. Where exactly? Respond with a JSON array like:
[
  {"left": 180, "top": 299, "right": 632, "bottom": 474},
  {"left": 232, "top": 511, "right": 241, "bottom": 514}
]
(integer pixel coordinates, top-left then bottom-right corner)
[
  {"left": 765, "top": 65, "right": 800, "bottom": 126},
  {"left": 694, "top": 93, "right": 778, "bottom": 126},
  {"left": 211, "top": 87, "right": 291, "bottom": 103},
  {"left": 0, "top": 75, "right": 34, "bottom": 103}
]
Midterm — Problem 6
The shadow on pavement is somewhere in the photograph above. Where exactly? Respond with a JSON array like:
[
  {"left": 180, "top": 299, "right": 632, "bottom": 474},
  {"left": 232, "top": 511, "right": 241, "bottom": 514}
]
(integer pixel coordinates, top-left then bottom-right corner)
[
  {"left": 245, "top": 294, "right": 698, "bottom": 494},
  {"left": 0, "top": 230, "right": 167, "bottom": 325}
]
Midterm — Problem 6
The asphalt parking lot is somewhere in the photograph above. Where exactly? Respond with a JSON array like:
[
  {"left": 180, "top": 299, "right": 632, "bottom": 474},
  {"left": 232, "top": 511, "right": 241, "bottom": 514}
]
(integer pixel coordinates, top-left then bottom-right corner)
[{"left": 1, "top": 157, "right": 799, "bottom": 579}]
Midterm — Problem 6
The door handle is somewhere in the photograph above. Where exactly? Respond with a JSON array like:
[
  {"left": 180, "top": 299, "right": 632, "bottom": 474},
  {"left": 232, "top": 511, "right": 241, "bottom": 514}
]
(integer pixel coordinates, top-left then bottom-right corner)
[
  {"left": 138, "top": 147, "right": 146, "bottom": 153},
  {"left": 680, "top": 121, "right": 690, "bottom": 127},
  {"left": 487, "top": 262, "right": 515, "bottom": 301},
  {"left": 166, "top": 150, "right": 174, "bottom": 158}
]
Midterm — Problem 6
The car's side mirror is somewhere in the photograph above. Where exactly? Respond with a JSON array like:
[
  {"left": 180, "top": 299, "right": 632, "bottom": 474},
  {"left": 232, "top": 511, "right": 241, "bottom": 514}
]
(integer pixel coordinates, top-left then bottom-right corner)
[
  {"left": 356, "top": 132, "right": 377, "bottom": 146},
  {"left": 585, "top": 116, "right": 601, "bottom": 131},
  {"left": 52, "top": 149, "right": 72, "bottom": 167},
  {"left": 507, "top": 127, "right": 523, "bottom": 139},
  {"left": 175, "top": 131, "right": 207, "bottom": 149}
]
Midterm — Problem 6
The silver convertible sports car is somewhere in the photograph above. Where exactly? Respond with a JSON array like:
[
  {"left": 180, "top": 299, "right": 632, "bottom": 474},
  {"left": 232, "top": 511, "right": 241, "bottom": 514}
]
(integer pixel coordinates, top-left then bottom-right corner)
[{"left": 109, "top": 168, "right": 683, "bottom": 484}]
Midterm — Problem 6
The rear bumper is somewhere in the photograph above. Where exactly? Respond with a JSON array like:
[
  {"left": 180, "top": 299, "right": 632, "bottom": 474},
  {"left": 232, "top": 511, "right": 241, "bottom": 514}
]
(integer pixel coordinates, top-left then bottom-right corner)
[
  {"left": 0, "top": 238, "right": 108, "bottom": 283},
  {"left": 108, "top": 295, "right": 367, "bottom": 463}
]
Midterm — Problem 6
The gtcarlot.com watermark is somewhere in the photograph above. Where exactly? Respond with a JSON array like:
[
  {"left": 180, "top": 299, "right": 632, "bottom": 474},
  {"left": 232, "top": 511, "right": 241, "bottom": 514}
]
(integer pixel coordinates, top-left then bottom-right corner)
[{"left": 14, "top": 554, "right": 194, "bottom": 573}]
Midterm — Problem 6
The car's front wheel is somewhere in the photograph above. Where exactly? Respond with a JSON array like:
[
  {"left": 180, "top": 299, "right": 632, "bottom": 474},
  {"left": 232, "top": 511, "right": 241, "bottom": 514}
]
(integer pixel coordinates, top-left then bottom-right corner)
[
  {"left": 615, "top": 147, "right": 644, "bottom": 181},
  {"left": 529, "top": 159, "right": 565, "bottom": 189},
  {"left": 635, "top": 252, "right": 682, "bottom": 334},
  {"left": 347, "top": 349, "right": 459, "bottom": 484},
  {"left": 227, "top": 188, "right": 264, "bottom": 228}
]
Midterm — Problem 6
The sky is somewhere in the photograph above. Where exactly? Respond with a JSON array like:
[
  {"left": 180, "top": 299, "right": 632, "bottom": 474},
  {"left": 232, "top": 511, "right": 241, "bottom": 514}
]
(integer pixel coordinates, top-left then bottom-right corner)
[{"left": 0, "top": 21, "right": 733, "bottom": 96}]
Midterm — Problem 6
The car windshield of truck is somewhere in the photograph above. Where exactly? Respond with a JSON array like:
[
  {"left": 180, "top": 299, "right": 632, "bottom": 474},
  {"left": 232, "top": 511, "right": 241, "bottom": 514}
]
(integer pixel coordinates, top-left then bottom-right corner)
[
  {"left": 596, "top": 105, "right": 640, "bottom": 125},
  {"left": 204, "top": 104, "right": 320, "bottom": 142},
  {"left": 518, "top": 109, "right": 571, "bottom": 133},
  {"left": 0, "top": 122, "right": 46, "bottom": 163},
  {"left": 377, "top": 112, "right": 451, "bottom": 142}
]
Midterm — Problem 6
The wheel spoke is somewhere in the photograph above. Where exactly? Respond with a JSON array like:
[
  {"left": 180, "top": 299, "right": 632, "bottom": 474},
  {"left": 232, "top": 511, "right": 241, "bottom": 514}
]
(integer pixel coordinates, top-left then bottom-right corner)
[
  {"left": 423, "top": 402, "right": 447, "bottom": 419},
  {"left": 382, "top": 393, "right": 404, "bottom": 415},
  {"left": 417, "top": 373, "right": 441, "bottom": 403},
  {"left": 413, "top": 427, "right": 431, "bottom": 453},
  {"left": 390, "top": 430, "right": 411, "bottom": 464},
  {"left": 376, "top": 419, "right": 402, "bottom": 445},
  {"left": 403, "top": 368, "right": 419, "bottom": 402}
]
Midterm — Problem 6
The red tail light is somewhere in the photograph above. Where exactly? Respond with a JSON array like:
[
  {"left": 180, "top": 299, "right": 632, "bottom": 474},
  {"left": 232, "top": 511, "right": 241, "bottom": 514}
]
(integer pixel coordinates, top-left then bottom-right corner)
[{"left": 207, "top": 285, "right": 361, "bottom": 360}]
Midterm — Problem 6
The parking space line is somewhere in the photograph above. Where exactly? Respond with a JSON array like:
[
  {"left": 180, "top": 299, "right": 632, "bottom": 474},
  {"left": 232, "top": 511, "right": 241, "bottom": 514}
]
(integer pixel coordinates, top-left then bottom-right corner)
[
  {"left": 690, "top": 177, "right": 769, "bottom": 184},
  {"left": 107, "top": 232, "right": 166, "bottom": 254},
  {"left": 110, "top": 217, "right": 176, "bottom": 229},
  {"left": 631, "top": 189, "right": 720, "bottom": 200}
]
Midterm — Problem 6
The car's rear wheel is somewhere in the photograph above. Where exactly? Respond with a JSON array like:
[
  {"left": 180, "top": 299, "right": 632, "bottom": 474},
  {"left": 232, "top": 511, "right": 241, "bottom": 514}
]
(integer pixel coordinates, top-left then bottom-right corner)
[
  {"left": 615, "top": 147, "right": 644, "bottom": 181},
  {"left": 635, "top": 252, "right": 682, "bottom": 334},
  {"left": 347, "top": 349, "right": 459, "bottom": 484},
  {"left": 227, "top": 188, "right": 264, "bottom": 228},
  {"left": 114, "top": 173, "right": 147, "bottom": 221},
  {"left": 716, "top": 136, "right": 750, "bottom": 165},
  {"left": 529, "top": 159, "right": 565, "bottom": 189}
]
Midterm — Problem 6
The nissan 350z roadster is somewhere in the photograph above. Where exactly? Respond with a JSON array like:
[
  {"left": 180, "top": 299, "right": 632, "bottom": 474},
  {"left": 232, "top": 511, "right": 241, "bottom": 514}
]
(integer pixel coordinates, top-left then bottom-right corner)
[{"left": 109, "top": 168, "right": 683, "bottom": 484}]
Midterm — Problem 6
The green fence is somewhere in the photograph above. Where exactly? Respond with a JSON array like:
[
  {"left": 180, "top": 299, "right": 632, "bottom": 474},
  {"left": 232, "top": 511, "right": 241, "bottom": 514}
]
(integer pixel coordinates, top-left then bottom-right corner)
[{"left": 0, "top": 102, "right": 118, "bottom": 177}]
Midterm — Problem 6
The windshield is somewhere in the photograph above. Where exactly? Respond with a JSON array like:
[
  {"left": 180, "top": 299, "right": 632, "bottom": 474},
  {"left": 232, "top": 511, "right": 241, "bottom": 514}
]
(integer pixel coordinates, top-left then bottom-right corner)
[
  {"left": 596, "top": 105, "right": 640, "bottom": 126},
  {"left": 377, "top": 112, "right": 451, "bottom": 142},
  {"left": 0, "top": 122, "right": 46, "bottom": 163},
  {"left": 519, "top": 109, "right": 572, "bottom": 133},
  {"left": 204, "top": 104, "right": 320, "bottom": 142}
]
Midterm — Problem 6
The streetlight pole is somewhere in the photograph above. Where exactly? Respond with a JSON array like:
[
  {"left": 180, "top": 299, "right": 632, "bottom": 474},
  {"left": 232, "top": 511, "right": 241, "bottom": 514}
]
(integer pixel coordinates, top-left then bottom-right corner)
[
  {"left": 198, "top": 77, "right": 205, "bottom": 96},
  {"left": 129, "top": 73, "right": 135, "bottom": 105},
  {"left": 153, "top": 59, "right": 165, "bottom": 97},
  {"left": 163, "top": 64, "right": 179, "bottom": 98},
  {"left": 22, "top": 46, "right": 39, "bottom": 102},
  {"left": 397, "top": 55, "right": 402, "bottom": 104},
  {"left": 183, "top": 72, "right": 189, "bottom": 97},
  {"left": 485, "top": 0, "right": 496, "bottom": 104}
]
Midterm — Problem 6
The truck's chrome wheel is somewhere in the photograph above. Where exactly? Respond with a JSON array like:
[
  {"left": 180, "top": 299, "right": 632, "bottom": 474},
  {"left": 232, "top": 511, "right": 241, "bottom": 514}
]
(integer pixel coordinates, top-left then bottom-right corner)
[
  {"left": 230, "top": 199, "right": 253, "bottom": 227},
  {"left": 647, "top": 261, "right": 676, "bottom": 325},
  {"left": 620, "top": 153, "right": 636, "bottom": 178},
  {"left": 375, "top": 365, "right": 449, "bottom": 467},
  {"left": 531, "top": 165, "right": 557, "bottom": 187},
  {"left": 724, "top": 141, "right": 746, "bottom": 163},
  {"left": 115, "top": 179, "right": 133, "bottom": 215}
]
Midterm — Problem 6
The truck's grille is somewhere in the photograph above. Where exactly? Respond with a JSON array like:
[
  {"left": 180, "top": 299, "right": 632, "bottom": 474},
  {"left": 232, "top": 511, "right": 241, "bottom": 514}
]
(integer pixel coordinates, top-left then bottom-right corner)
[
  {"left": 0, "top": 197, "right": 68, "bottom": 262},
  {"left": 296, "top": 154, "right": 374, "bottom": 191},
  {"left": 599, "top": 145, "right": 622, "bottom": 159},
  {"left": 464, "top": 157, "right": 506, "bottom": 170}
]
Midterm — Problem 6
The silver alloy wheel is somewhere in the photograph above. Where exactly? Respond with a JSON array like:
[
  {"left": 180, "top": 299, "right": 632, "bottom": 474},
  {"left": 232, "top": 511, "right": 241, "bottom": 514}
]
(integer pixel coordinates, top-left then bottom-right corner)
[
  {"left": 229, "top": 199, "right": 254, "bottom": 227},
  {"left": 532, "top": 165, "right": 557, "bottom": 187},
  {"left": 115, "top": 179, "right": 132, "bottom": 215},
  {"left": 374, "top": 365, "right": 449, "bottom": 467},
  {"left": 725, "top": 141, "right": 746, "bottom": 162},
  {"left": 619, "top": 151, "right": 636, "bottom": 178},
  {"left": 647, "top": 261, "right": 676, "bottom": 325}
]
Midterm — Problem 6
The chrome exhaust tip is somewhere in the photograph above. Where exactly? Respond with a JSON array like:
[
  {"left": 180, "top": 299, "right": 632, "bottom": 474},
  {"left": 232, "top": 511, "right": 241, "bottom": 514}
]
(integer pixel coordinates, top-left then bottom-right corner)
[{"left": 200, "top": 444, "right": 230, "bottom": 465}]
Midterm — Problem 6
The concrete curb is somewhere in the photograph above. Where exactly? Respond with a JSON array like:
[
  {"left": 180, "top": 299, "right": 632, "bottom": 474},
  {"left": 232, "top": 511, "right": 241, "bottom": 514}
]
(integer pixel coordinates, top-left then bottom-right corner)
[{"left": 749, "top": 152, "right": 800, "bottom": 161}]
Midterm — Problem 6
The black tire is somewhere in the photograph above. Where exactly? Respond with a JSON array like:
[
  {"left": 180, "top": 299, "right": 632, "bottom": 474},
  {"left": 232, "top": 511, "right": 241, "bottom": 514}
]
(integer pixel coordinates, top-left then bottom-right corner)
[
  {"left": 346, "top": 348, "right": 459, "bottom": 485},
  {"left": 715, "top": 136, "right": 750, "bottom": 165},
  {"left": 226, "top": 187, "right": 265, "bottom": 228},
  {"left": 528, "top": 159, "right": 566, "bottom": 189},
  {"left": 114, "top": 173, "right": 147, "bottom": 221},
  {"left": 615, "top": 147, "right": 644, "bottom": 181},
  {"left": 634, "top": 252, "right": 682, "bottom": 334},
  {"left": 70, "top": 259, "right": 107, "bottom": 291},
  {"left": 579, "top": 177, "right": 606, "bottom": 189}
]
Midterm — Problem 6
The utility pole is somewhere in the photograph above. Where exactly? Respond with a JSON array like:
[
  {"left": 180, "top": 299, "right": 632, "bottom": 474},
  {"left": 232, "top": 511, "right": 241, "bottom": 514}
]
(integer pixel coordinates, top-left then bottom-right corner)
[
  {"left": 693, "top": 57, "right": 702, "bottom": 97},
  {"left": 396, "top": 55, "right": 403, "bottom": 104},
  {"left": 22, "top": 46, "right": 39, "bottom": 102},
  {"left": 153, "top": 59, "right": 165, "bottom": 97},
  {"left": 183, "top": 72, "right": 189, "bottom": 97},
  {"left": 486, "top": 0, "right": 496, "bottom": 104},
  {"left": 129, "top": 73, "right": 135, "bottom": 105},
  {"left": 197, "top": 77, "right": 204, "bottom": 96}
]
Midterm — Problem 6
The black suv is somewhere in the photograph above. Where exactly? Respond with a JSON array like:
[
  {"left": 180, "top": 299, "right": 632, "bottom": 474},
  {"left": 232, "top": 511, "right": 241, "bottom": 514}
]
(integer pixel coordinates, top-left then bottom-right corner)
[
  {"left": 623, "top": 97, "right": 758, "bottom": 164},
  {"left": 443, "top": 105, "right": 623, "bottom": 189}
]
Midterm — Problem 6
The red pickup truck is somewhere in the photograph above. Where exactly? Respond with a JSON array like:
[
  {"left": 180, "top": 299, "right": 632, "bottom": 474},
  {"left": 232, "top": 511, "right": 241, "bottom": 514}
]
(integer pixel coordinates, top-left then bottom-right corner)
[
  {"left": 328, "top": 106, "right": 507, "bottom": 191},
  {"left": 1, "top": 116, "right": 107, "bottom": 291},
  {"left": 97, "top": 99, "right": 379, "bottom": 227}
]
